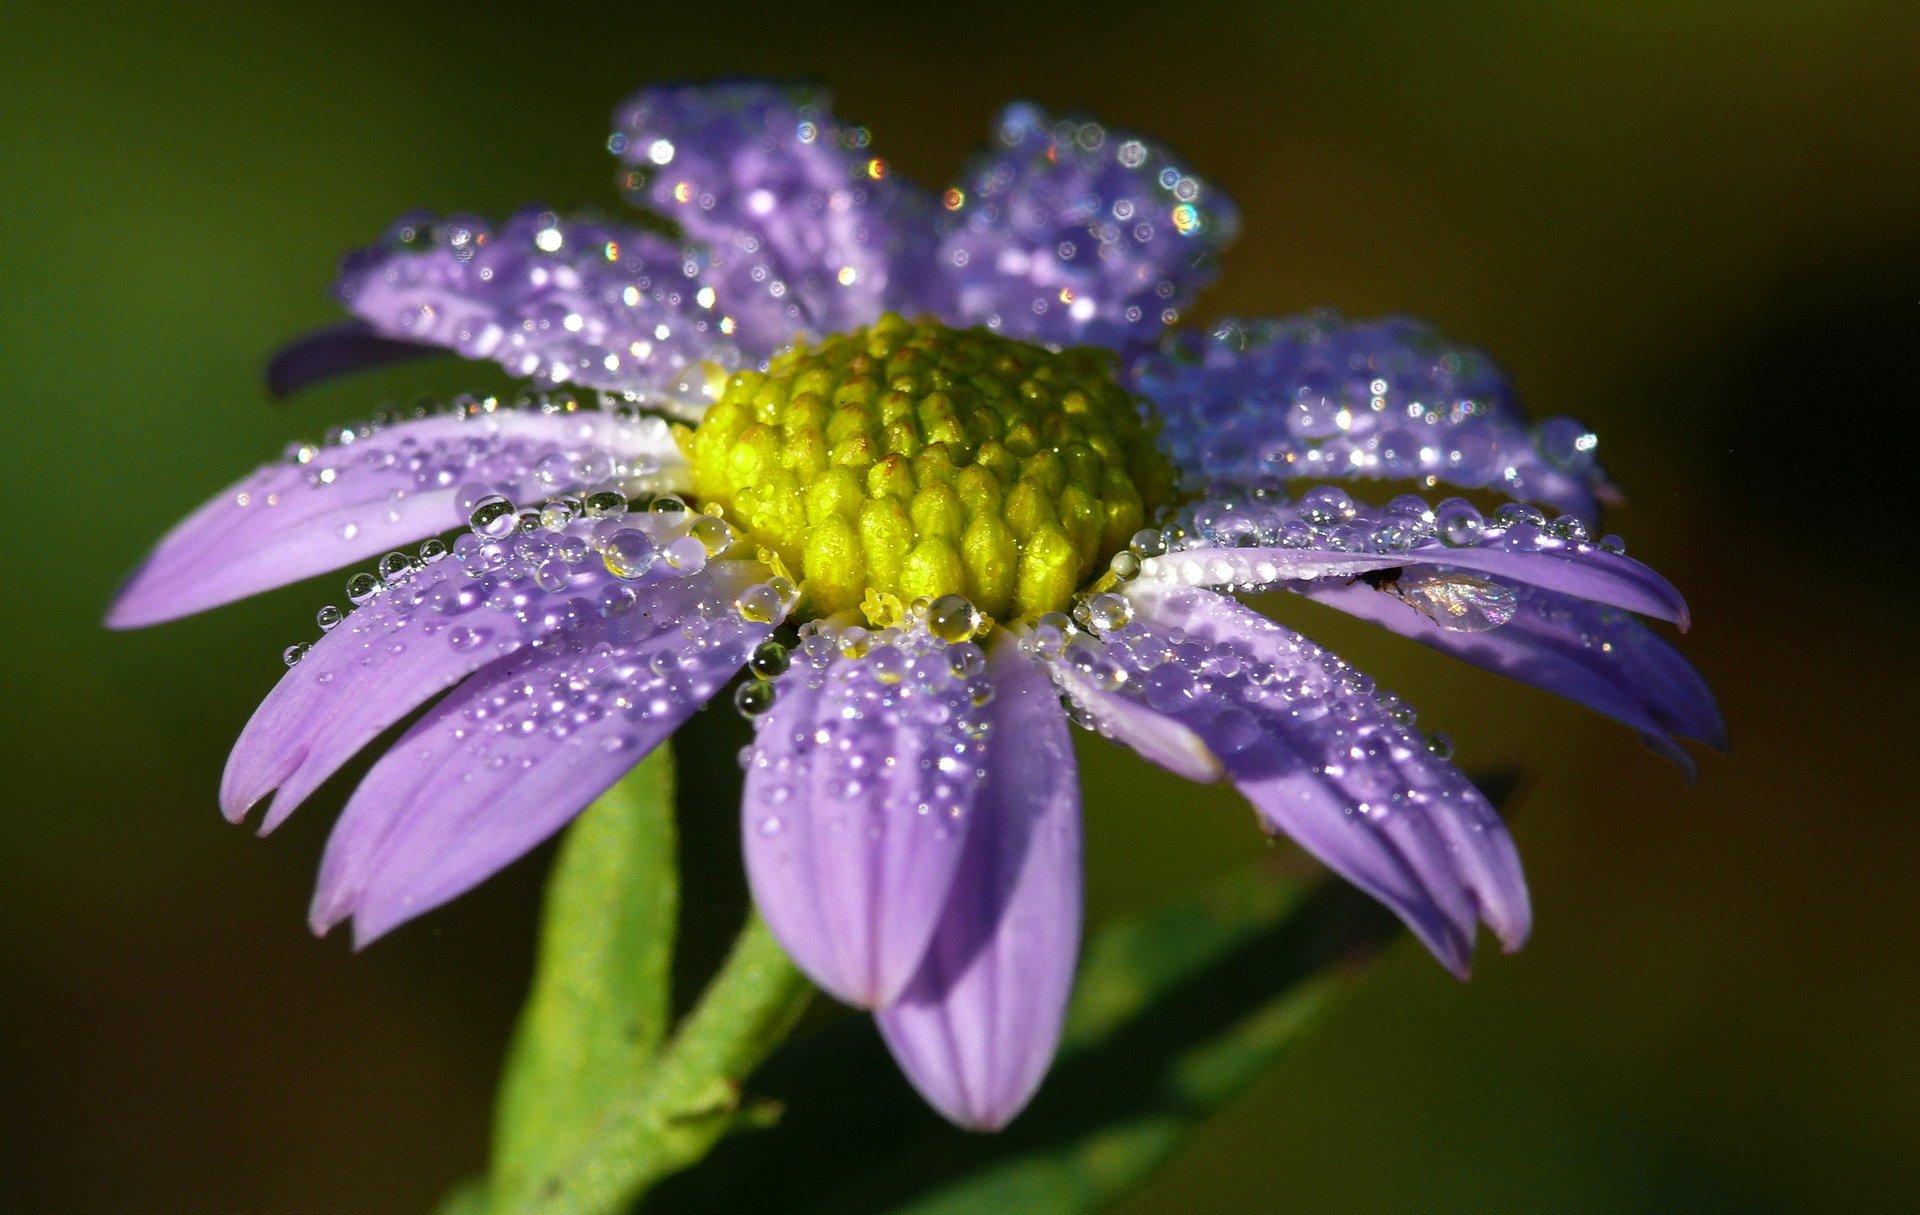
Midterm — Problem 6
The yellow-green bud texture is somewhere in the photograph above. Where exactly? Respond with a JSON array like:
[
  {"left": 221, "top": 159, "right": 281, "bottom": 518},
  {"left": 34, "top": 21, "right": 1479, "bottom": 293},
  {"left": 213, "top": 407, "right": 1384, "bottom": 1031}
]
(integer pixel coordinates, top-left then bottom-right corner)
[{"left": 684, "top": 314, "right": 1174, "bottom": 622}]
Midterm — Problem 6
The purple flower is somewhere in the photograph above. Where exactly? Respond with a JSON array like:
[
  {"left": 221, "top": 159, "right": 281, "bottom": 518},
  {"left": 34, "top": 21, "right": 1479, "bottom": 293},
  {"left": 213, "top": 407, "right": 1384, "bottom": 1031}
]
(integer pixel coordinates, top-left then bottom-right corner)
[{"left": 110, "top": 82, "right": 1720, "bottom": 1132}]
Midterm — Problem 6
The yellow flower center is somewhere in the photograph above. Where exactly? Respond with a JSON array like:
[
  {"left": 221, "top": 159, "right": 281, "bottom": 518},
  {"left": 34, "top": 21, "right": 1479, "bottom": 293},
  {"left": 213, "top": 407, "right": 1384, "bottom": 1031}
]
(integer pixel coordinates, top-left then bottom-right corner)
[{"left": 684, "top": 314, "right": 1174, "bottom": 623}]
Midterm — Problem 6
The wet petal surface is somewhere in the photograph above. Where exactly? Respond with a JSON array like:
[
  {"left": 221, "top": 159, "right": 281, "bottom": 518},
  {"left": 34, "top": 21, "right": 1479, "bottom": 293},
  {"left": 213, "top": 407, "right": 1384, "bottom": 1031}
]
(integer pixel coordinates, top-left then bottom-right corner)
[
  {"left": 1043, "top": 583, "right": 1528, "bottom": 976},
  {"left": 335, "top": 209, "right": 743, "bottom": 403},
  {"left": 108, "top": 400, "right": 682, "bottom": 627},
  {"left": 741, "top": 623, "right": 994, "bottom": 1008},
  {"left": 1139, "top": 488, "right": 1688, "bottom": 626},
  {"left": 939, "top": 103, "right": 1237, "bottom": 350},
  {"left": 612, "top": 83, "right": 945, "bottom": 342},
  {"left": 1133, "top": 313, "right": 1610, "bottom": 516},
  {"left": 1301, "top": 578, "right": 1724, "bottom": 776},
  {"left": 875, "top": 639, "right": 1083, "bottom": 1130},
  {"left": 310, "top": 558, "right": 775, "bottom": 945},
  {"left": 222, "top": 511, "right": 716, "bottom": 830}
]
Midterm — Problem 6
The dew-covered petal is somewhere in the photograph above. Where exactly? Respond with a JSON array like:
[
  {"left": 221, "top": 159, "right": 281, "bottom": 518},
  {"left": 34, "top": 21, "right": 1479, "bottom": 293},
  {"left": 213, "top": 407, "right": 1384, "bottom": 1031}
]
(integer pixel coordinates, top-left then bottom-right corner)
[
  {"left": 741, "top": 626, "right": 993, "bottom": 1009},
  {"left": 1141, "top": 489, "right": 1689, "bottom": 627},
  {"left": 333, "top": 208, "right": 743, "bottom": 404},
  {"left": 874, "top": 638, "right": 1082, "bottom": 1130},
  {"left": 222, "top": 511, "right": 707, "bottom": 831},
  {"left": 264, "top": 321, "right": 442, "bottom": 399},
  {"left": 611, "top": 83, "right": 946, "bottom": 342},
  {"left": 107, "top": 401, "right": 683, "bottom": 628},
  {"left": 1132, "top": 313, "right": 1610, "bottom": 516},
  {"left": 938, "top": 103, "right": 1238, "bottom": 350},
  {"left": 1048, "top": 584, "right": 1529, "bottom": 976},
  {"left": 309, "top": 559, "right": 776, "bottom": 945},
  {"left": 1300, "top": 579, "right": 1724, "bottom": 775}
]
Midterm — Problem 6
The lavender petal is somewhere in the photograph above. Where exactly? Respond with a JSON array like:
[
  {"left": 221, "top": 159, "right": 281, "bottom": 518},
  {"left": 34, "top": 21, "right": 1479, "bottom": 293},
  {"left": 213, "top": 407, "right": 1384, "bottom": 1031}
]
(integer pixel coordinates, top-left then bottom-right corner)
[
  {"left": 309, "top": 561, "right": 773, "bottom": 945},
  {"left": 106, "top": 403, "right": 681, "bottom": 628},
  {"left": 611, "top": 83, "right": 946, "bottom": 342},
  {"left": 1145, "top": 490, "right": 1689, "bottom": 627},
  {"left": 1300, "top": 579, "right": 1724, "bottom": 774},
  {"left": 741, "top": 628, "right": 993, "bottom": 1009},
  {"left": 875, "top": 639, "right": 1083, "bottom": 1130},
  {"left": 335, "top": 208, "right": 743, "bottom": 403},
  {"left": 264, "top": 321, "right": 442, "bottom": 399},
  {"left": 939, "top": 102, "right": 1238, "bottom": 350},
  {"left": 222, "top": 514, "right": 713, "bottom": 831},
  {"left": 1132, "top": 313, "right": 1610, "bottom": 516},
  {"left": 1055, "top": 584, "right": 1530, "bottom": 976}
]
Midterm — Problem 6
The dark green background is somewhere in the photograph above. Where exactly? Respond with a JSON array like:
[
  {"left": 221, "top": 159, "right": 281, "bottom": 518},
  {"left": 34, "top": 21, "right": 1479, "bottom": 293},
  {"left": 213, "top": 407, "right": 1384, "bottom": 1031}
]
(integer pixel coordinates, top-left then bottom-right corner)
[{"left": 3, "top": 2, "right": 1915, "bottom": 1211}]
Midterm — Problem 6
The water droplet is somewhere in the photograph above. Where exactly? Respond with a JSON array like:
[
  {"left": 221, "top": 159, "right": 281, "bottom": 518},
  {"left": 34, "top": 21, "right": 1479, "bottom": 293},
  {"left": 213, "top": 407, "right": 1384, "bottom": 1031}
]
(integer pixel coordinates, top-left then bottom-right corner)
[
  {"left": 469, "top": 494, "right": 517, "bottom": 538},
  {"left": 735, "top": 679, "right": 776, "bottom": 717}
]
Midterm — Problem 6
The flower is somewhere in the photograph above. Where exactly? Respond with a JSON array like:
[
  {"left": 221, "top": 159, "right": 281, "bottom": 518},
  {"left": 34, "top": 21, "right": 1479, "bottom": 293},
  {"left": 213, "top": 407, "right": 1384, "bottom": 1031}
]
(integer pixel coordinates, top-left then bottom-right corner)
[{"left": 109, "top": 82, "right": 1721, "bottom": 1131}]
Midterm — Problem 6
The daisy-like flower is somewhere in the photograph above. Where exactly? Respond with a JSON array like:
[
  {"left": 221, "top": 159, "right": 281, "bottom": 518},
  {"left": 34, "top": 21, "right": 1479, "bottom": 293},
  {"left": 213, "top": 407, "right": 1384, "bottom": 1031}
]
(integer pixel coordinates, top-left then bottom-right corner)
[{"left": 110, "top": 83, "right": 1720, "bottom": 1131}]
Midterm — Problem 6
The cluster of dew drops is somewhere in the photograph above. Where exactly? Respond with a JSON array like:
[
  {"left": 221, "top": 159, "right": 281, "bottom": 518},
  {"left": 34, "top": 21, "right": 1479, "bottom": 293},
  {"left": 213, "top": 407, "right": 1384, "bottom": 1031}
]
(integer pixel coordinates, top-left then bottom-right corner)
[
  {"left": 733, "top": 595, "right": 999, "bottom": 839},
  {"left": 1126, "top": 482, "right": 1630, "bottom": 634},
  {"left": 728, "top": 592, "right": 995, "bottom": 723},
  {"left": 267, "top": 389, "right": 678, "bottom": 547},
  {"left": 281, "top": 477, "right": 798, "bottom": 676},
  {"left": 1027, "top": 557, "right": 1470, "bottom": 788}
]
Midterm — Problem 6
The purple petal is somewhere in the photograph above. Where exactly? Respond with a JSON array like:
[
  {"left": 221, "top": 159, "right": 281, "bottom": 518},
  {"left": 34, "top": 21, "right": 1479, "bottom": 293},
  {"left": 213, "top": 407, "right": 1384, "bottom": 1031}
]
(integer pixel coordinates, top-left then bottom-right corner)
[
  {"left": 938, "top": 102, "right": 1238, "bottom": 350},
  {"left": 309, "top": 559, "right": 775, "bottom": 945},
  {"left": 107, "top": 403, "right": 682, "bottom": 628},
  {"left": 335, "top": 208, "right": 743, "bottom": 403},
  {"left": 1299, "top": 579, "right": 1724, "bottom": 775},
  {"left": 264, "top": 321, "right": 442, "bottom": 399},
  {"left": 741, "top": 627, "right": 993, "bottom": 1008},
  {"left": 1054, "top": 584, "right": 1529, "bottom": 976},
  {"left": 874, "top": 639, "right": 1083, "bottom": 1131},
  {"left": 221, "top": 512, "right": 703, "bottom": 831},
  {"left": 1046, "top": 659, "right": 1223, "bottom": 785},
  {"left": 1132, "top": 313, "right": 1610, "bottom": 516},
  {"left": 1143, "top": 489, "right": 1689, "bottom": 627},
  {"left": 611, "top": 84, "right": 946, "bottom": 341}
]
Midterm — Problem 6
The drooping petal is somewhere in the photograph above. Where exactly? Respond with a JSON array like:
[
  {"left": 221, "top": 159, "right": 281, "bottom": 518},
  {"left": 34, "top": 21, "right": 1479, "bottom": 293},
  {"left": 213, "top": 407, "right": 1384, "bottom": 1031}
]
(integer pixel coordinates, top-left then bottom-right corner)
[
  {"left": 938, "top": 103, "right": 1238, "bottom": 350},
  {"left": 611, "top": 83, "right": 947, "bottom": 341},
  {"left": 1299, "top": 579, "right": 1725, "bottom": 776},
  {"left": 1047, "top": 584, "right": 1529, "bottom": 976},
  {"left": 264, "top": 321, "right": 441, "bottom": 399},
  {"left": 221, "top": 511, "right": 702, "bottom": 831},
  {"left": 875, "top": 638, "right": 1083, "bottom": 1130},
  {"left": 107, "top": 401, "right": 683, "bottom": 628},
  {"left": 1132, "top": 313, "right": 1610, "bottom": 516},
  {"left": 310, "top": 558, "right": 776, "bottom": 945},
  {"left": 741, "top": 627, "right": 993, "bottom": 1008},
  {"left": 1140, "top": 488, "right": 1689, "bottom": 627},
  {"left": 331, "top": 208, "right": 745, "bottom": 404}
]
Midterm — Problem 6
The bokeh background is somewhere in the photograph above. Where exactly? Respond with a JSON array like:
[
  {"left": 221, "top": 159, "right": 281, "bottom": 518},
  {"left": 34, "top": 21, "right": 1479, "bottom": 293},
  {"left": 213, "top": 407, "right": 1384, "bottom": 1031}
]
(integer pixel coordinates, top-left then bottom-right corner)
[{"left": 4, "top": 2, "right": 1916, "bottom": 1211}]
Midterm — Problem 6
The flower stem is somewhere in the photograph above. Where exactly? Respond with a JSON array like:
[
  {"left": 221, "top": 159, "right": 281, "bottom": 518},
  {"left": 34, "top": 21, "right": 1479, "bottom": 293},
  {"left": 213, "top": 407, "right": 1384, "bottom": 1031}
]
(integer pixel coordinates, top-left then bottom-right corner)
[{"left": 512, "top": 913, "right": 812, "bottom": 1215}]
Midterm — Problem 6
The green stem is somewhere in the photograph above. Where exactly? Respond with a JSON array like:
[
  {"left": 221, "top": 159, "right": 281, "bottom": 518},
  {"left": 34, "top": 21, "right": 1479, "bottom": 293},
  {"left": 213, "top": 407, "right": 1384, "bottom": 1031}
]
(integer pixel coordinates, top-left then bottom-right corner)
[{"left": 520, "top": 914, "right": 813, "bottom": 1215}]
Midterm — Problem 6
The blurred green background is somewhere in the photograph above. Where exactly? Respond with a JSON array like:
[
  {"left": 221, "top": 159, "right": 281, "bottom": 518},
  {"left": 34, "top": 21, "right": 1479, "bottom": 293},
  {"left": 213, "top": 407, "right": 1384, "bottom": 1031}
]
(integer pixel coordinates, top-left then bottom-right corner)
[{"left": 3, "top": 1, "right": 1916, "bottom": 1211}]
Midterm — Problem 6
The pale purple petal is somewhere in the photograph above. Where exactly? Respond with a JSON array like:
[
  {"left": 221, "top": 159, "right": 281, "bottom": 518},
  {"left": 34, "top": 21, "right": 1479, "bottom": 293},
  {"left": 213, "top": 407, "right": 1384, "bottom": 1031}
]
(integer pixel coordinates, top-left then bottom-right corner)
[
  {"left": 1142, "top": 489, "right": 1689, "bottom": 627},
  {"left": 741, "top": 628, "right": 993, "bottom": 1008},
  {"left": 1132, "top": 313, "right": 1610, "bottom": 516},
  {"left": 310, "top": 559, "right": 775, "bottom": 945},
  {"left": 107, "top": 402, "right": 682, "bottom": 628},
  {"left": 335, "top": 209, "right": 743, "bottom": 402},
  {"left": 264, "top": 321, "right": 441, "bottom": 399},
  {"left": 1046, "top": 659, "right": 1223, "bottom": 785},
  {"left": 1299, "top": 579, "right": 1724, "bottom": 775},
  {"left": 611, "top": 83, "right": 946, "bottom": 341},
  {"left": 1051, "top": 584, "right": 1529, "bottom": 976},
  {"left": 938, "top": 102, "right": 1238, "bottom": 350},
  {"left": 221, "top": 512, "right": 700, "bottom": 831},
  {"left": 875, "top": 639, "right": 1083, "bottom": 1131}
]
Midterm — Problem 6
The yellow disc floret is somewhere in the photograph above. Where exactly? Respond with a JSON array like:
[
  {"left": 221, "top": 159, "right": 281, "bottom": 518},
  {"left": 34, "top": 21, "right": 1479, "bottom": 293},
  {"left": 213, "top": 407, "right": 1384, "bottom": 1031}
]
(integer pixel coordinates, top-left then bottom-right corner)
[{"left": 683, "top": 314, "right": 1175, "bottom": 622}]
